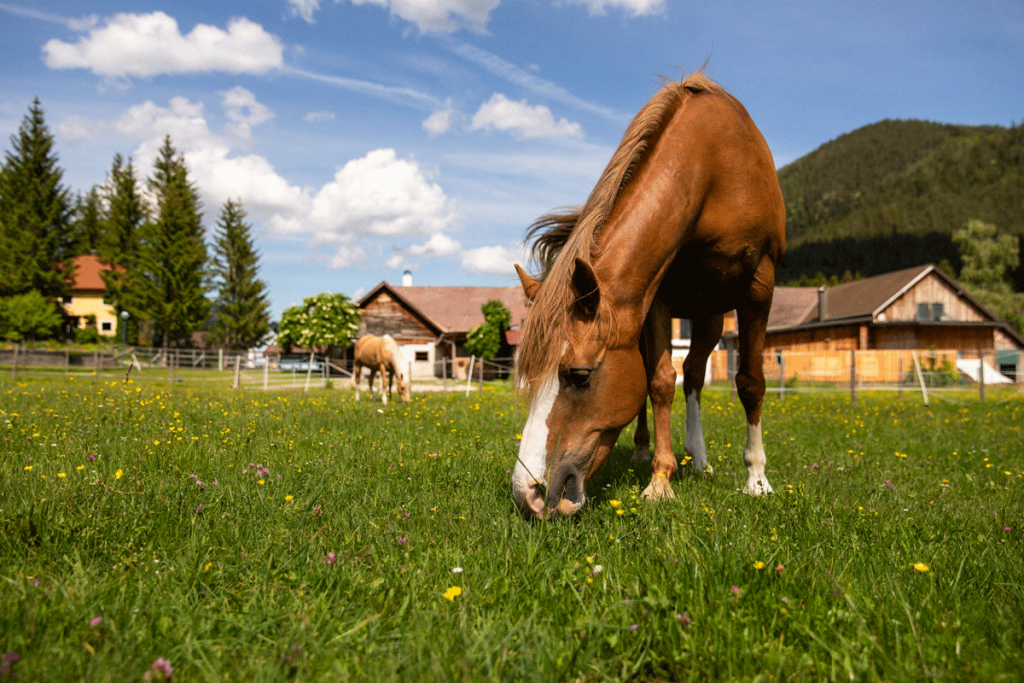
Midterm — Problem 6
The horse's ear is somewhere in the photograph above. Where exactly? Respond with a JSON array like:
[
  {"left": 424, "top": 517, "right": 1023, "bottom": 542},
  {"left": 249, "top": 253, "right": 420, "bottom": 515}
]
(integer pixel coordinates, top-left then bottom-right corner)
[
  {"left": 570, "top": 258, "right": 600, "bottom": 320},
  {"left": 515, "top": 264, "right": 542, "bottom": 302}
]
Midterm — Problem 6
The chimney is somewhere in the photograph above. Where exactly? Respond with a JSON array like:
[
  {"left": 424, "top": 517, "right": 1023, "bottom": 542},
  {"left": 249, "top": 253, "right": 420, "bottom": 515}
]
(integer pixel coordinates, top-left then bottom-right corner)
[
  {"left": 817, "top": 285, "right": 827, "bottom": 321},
  {"left": 402, "top": 270, "right": 412, "bottom": 287}
]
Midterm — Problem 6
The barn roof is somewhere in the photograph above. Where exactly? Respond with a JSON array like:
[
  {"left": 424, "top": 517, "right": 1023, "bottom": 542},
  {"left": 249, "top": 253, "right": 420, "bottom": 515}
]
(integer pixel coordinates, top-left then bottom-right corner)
[{"left": 359, "top": 281, "right": 530, "bottom": 335}]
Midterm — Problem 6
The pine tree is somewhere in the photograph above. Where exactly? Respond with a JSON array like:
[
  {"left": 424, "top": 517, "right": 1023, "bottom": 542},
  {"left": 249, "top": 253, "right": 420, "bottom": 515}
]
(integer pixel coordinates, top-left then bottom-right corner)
[
  {"left": 135, "top": 136, "right": 211, "bottom": 348},
  {"left": 70, "top": 187, "right": 103, "bottom": 255},
  {"left": 98, "top": 153, "right": 149, "bottom": 345},
  {"left": 210, "top": 198, "right": 271, "bottom": 350},
  {"left": 0, "top": 98, "right": 74, "bottom": 299}
]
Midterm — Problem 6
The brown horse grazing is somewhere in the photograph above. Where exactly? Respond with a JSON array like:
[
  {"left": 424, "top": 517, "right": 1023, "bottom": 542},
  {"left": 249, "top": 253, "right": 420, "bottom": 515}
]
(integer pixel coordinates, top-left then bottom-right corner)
[
  {"left": 512, "top": 73, "right": 785, "bottom": 518},
  {"left": 353, "top": 334, "right": 410, "bottom": 406}
]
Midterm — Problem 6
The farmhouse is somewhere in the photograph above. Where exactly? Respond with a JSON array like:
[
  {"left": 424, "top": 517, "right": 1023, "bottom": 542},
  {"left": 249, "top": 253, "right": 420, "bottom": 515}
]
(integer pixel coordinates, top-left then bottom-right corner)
[
  {"left": 704, "top": 264, "right": 1024, "bottom": 383},
  {"left": 60, "top": 254, "right": 119, "bottom": 337},
  {"left": 357, "top": 273, "right": 529, "bottom": 379}
]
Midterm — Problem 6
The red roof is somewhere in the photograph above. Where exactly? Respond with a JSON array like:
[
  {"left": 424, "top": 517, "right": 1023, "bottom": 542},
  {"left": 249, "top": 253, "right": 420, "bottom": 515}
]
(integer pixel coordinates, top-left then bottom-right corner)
[{"left": 69, "top": 254, "right": 110, "bottom": 291}]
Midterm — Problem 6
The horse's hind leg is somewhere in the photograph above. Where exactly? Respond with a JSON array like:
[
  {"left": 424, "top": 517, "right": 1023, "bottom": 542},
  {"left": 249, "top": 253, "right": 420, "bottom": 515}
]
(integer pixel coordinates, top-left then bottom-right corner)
[
  {"left": 641, "top": 300, "right": 677, "bottom": 500},
  {"left": 682, "top": 313, "right": 724, "bottom": 475},
  {"left": 735, "top": 259, "right": 775, "bottom": 495},
  {"left": 632, "top": 401, "right": 651, "bottom": 463}
]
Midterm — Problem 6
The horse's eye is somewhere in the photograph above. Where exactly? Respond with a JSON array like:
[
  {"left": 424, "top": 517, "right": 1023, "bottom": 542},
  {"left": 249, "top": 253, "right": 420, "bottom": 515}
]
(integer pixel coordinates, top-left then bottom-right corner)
[{"left": 563, "top": 367, "right": 592, "bottom": 389}]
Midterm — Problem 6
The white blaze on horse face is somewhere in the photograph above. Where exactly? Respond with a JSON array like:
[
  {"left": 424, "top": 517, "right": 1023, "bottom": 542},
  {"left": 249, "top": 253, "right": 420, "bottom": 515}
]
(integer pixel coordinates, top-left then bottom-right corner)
[
  {"left": 684, "top": 390, "right": 712, "bottom": 474},
  {"left": 742, "top": 421, "right": 773, "bottom": 495},
  {"left": 512, "top": 373, "right": 558, "bottom": 514}
]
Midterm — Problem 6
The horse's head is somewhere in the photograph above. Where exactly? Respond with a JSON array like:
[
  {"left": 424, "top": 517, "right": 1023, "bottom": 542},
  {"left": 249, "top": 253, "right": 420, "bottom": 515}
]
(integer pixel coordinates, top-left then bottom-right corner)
[
  {"left": 512, "top": 261, "right": 647, "bottom": 519},
  {"left": 397, "top": 374, "right": 411, "bottom": 402}
]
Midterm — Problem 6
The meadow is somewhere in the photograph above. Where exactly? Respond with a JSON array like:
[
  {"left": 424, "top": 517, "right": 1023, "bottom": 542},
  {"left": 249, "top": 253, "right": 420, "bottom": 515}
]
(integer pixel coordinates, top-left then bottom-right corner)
[{"left": 1, "top": 374, "right": 1022, "bottom": 682}]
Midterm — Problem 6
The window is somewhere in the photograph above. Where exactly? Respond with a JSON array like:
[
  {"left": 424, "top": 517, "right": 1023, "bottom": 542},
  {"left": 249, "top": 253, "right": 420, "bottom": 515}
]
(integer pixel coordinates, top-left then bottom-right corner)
[
  {"left": 931, "top": 303, "right": 944, "bottom": 321},
  {"left": 415, "top": 351, "right": 429, "bottom": 362},
  {"left": 916, "top": 303, "right": 930, "bottom": 321},
  {"left": 101, "top": 321, "right": 113, "bottom": 332},
  {"left": 62, "top": 295, "right": 74, "bottom": 305}
]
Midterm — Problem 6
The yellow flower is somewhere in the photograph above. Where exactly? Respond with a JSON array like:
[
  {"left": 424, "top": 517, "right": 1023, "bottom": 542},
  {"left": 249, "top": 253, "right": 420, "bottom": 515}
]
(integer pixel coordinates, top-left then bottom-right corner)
[
  {"left": 115, "top": 469, "right": 124, "bottom": 480},
  {"left": 753, "top": 561, "right": 765, "bottom": 570},
  {"left": 913, "top": 562, "right": 930, "bottom": 573},
  {"left": 285, "top": 495, "right": 294, "bottom": 502},
  {"left": 58, "top": 472, "right": 66, "bottom": 479},
  {"left": 443, "top": 586, "right": 462, "bottom": 601},
  {"left": 258, "top": 479, "right": 265, "bottom": 485},
  {"left": 615, "top": 509, "right": 624, "bottom": 516},
  {"left": 76, "top": 465, "right": 84, "bottom": 471},
  {"left": 609, "top": 500, "right": 621, "bottom": 508},
  {"left": 24, "top": 465, "right": 32, "bottom": 471}
]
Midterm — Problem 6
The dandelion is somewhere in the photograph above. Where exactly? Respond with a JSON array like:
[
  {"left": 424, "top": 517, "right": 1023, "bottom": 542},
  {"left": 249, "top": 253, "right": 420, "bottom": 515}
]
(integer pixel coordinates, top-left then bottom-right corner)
[
  {"left": 609, "top": 500, "right": 621, "bottom": 508},
  {"left": 23, "top": 466, "right": 32, "bottom": 471},
  {"left": 443, "top": 586, "right": 462, "bottom": 601},
  {"left": 753, "top": 561, "right": 765, "bottom": 570},
  {"left": 115, "top": 469, "right": 123, "bottom": 480},
  {"left": 284, "top": 495, "right": 293, "bottom": 502},
  {"left": 913, "top": 562, "right": 930, "bottom": 573},
  {"left": 257, "top": 479, "right": 265, "bottom": 486},
  {"left": 58, "top": 472, "right": 66, "bottom": 479}
]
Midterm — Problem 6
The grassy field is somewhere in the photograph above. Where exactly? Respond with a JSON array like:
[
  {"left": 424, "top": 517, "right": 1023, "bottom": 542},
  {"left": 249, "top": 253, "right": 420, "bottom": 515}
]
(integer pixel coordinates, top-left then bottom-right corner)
[{"left": 1, "top": 376, "right": 1022, "bottom": 682}]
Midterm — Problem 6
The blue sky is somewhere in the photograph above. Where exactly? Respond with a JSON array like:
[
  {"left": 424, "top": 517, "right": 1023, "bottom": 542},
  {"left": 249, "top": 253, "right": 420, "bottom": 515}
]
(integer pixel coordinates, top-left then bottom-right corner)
[{"left": 1, "top": 0, "right": 1021, "bottom": 319}]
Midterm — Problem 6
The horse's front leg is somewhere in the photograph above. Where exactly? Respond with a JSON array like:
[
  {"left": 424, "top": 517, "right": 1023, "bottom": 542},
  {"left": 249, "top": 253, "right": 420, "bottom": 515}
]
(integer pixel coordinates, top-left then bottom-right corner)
[
  {"left": 353, "top": 362, "right": 362, "bottom": 400},
  {"left": 378, "top": 364, "right": 388, "bottom": 407},
  {"left": 641, "top": 300, "right": 677, "bottom": 501}
]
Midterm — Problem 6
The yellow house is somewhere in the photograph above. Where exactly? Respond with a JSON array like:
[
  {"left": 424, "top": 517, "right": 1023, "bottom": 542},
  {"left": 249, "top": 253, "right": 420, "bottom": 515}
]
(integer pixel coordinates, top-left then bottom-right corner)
[{"left": 61, "top": 254, "right": 118, "bottom": 336}]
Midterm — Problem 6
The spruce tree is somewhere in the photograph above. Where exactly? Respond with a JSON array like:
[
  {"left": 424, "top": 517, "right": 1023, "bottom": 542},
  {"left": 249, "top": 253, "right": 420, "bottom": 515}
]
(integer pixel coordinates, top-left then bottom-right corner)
[
  {"left": 0, "top": 98, "right": 74, "bottom": 298},
  {"left": 210, "top": 198, "right": 271, "bottom": 349},
  {"left": 71, "top": 187, "right": 104, "bottom": 255},
  {"left": 136, "top": 136, "right": 210, "bottom": 348},
  {"left": 98, "top": 153, "right": 149, "bottom": 345}
]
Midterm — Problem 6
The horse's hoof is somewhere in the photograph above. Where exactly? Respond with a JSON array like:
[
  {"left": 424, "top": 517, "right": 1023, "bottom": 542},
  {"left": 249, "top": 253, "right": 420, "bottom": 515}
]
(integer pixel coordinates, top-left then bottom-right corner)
[
  {"left": 631, "top": 445, "right": 651, "bottom": 463},
  {"left": 743, "top": 477, "right": 773, "bottom": 496},
  {"left": 641, "top": 475, "right": 676, "bottom": 501}
]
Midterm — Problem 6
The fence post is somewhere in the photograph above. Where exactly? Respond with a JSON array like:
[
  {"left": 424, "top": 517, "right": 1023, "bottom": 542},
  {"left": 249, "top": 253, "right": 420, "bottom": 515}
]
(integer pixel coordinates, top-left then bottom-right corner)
[
  {"left": 232, "top": 355, "right": 241, "bottom": 389},
  {"left": 442, "top": 354, "right": 448, "bottom": 391},
  {"left": 978, "top": 348, "right": 985, "bottom": 404},
  {"left": 65, "top": 345, "right": 70, "bottom": 373},
  {"left": 218, "top": 349, "right": 224, "bottom": 372},
  {"left": 479, "top": 357, "right": 484, "bottom": 393},
  {"left": 898, "top": 357, "right": 903, "bottom": 400},
  {"left": 779, "top": 353, "right": 785, "bottom": 401},
  {"left": 11, "top": 344, "right": 18, "bottom": 381},
  {"left": 263, "top": 357, "right": 269, "bottom": 390},
  {"left": 849, "top": 349, "right": 857, "bottom": 406},
  {"left": 305, "top": 351, "right": 315, "bottom": 392}
]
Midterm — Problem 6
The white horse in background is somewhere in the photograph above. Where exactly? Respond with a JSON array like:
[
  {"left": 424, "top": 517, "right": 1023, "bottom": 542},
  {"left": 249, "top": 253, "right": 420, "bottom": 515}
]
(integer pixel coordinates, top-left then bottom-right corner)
[{"left": 352, "top": 334, "right": 410, "bottom": 406}]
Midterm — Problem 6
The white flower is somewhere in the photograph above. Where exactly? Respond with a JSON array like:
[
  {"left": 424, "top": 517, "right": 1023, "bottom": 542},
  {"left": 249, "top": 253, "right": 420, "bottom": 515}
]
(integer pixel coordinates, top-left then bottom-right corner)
[{"left": 452, "top": 567, "right": 463, "bottom": 574}]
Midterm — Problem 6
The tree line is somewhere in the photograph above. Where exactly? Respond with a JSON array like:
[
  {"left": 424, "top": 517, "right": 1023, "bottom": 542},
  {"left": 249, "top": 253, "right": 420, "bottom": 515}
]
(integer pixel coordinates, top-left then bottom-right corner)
[{"left": 0, "top": 99, "right": 271, "bottom": 349}]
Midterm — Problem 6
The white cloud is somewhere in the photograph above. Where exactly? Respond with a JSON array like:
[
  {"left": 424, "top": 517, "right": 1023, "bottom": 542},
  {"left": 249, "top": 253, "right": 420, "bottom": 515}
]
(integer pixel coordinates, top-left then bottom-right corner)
[
  {"left": 327, "top": 245, "right": 369, "bottom": 269},
  {"left": 308, "top": 149, "right": 456, "bottom": 240},
  {"left": 349, "top": 0, "right": 500, "bottom": 33},
  {"left": 568, "top": 0, "right": 666, "bottom": 17},
  {"left": 42, "top": 12, "right": 283, "bottom": 78},
  {"left": 61, "top": 95, "right": 460, "bottom": 273},
  {"left": 460, "top": 244, "right": 530, "bottom": 275},
  {"left": 288, "top": 0, "right": 321, "bottom": 23},
  {"left": 471, "top": 94, "right": 583, "bottom": 140},
  {"left": 304, "top": 110, "right": 336, "bottom": 122},
  {"left": 422, "top": 100, "right": 456, "bottom": 137},
  {"left": 221, "top": 86, "right": 275, "bottom": 142},
  {"left": 407, "top": 233, "right": 462, "bottom": 257}
]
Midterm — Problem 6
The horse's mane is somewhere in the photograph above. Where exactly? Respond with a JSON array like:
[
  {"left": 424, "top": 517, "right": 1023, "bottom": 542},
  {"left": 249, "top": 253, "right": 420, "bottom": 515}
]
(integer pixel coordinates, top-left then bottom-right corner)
[
  {"left": 515, "top": 73, "right": 722, "bottom": 393},
  {"left": 381, "top": 335, "right": 406, "bottom": 377}
]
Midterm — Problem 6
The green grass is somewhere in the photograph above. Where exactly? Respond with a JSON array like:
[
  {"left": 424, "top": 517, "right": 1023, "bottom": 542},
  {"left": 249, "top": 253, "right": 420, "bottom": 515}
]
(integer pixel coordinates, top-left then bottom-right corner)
[{"left": 1, "top": 377, "right": 1022, "bottom": 681}]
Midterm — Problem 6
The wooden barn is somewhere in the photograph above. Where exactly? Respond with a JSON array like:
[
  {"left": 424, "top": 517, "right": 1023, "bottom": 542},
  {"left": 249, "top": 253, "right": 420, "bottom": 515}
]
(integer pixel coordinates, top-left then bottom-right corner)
[
  {"left": 699, "top": 264, "right": 1024, "bottom": 383},
  {"left": 357, "top": 277, "right": 530, "bottom": 379}
]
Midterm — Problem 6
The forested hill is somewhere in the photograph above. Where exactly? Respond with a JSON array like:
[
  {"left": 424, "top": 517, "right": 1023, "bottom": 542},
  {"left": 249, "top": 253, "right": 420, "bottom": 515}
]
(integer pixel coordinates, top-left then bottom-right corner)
[{"left": 775, "top": 119, "right": 1024, "bottom": 287}]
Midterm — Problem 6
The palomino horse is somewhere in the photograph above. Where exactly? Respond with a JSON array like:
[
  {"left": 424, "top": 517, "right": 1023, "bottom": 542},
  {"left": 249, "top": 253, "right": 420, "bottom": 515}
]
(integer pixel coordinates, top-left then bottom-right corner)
[
  {"left": 512, "top": 73, "right": 785, "bottom": 518},
  {"left": 353, "top": 334, "right": 410, "bottom": 406}
]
